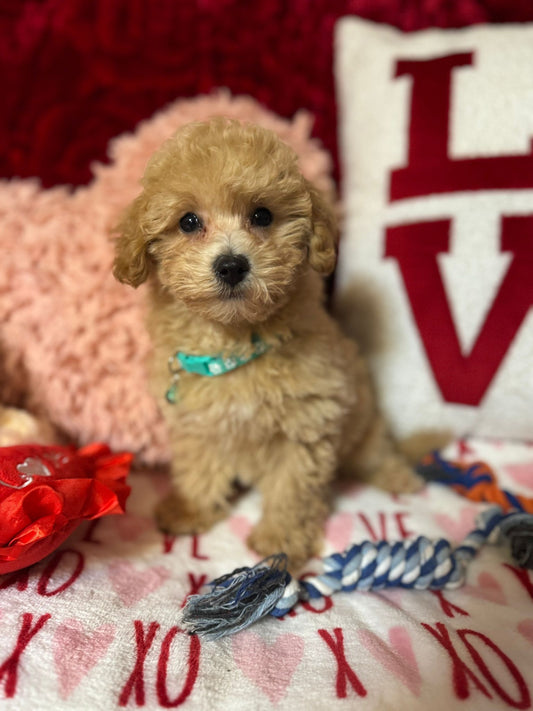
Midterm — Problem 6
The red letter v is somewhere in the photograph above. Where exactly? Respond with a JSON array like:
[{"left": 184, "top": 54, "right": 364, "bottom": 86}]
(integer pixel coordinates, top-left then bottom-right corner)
[{"left": 386, "top": 216, "right": 533, "bottom": 405}]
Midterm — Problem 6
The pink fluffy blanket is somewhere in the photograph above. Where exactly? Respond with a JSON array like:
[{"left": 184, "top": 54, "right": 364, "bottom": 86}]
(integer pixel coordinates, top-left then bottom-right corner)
[{"left": 0, "top": 92, "right": 334, "bottom": 464}]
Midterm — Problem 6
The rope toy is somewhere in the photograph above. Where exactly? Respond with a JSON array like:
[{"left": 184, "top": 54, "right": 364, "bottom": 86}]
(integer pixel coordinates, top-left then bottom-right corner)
[
  {"left": 417, "top": 451, "right": 533, "bottom": 513},
  {"left": 178, "top": 506, "right": 533, "bottom": 640}
]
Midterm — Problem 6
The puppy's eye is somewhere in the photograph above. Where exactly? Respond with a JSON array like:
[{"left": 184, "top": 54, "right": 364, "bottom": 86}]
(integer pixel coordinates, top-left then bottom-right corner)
[
  {"left": 179, "top": 212, "right": 202, "bottom": 233},
  {"left": 250, "top": 207, "right": 273, "bottom": 227}
]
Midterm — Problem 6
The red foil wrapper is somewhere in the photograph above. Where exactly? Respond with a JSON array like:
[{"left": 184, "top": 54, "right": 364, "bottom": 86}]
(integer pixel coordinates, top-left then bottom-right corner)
[{"left": 0, "top": 442, "right": 132, "bottom": 574}]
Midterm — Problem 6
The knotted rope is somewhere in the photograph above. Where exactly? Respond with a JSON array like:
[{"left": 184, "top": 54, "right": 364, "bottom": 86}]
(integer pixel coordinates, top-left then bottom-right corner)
[
  {"left": 417, "top": 451, "right": 533, "bottom": 513},
  {"left": 179, "top": 506, "right": 533, "bottom": 640}
]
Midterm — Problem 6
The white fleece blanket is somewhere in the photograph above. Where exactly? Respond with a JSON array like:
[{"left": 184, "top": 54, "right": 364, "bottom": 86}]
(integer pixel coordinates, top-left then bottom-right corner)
[{"left": 0, "top": 437, "right": 532, "bottom": 710}]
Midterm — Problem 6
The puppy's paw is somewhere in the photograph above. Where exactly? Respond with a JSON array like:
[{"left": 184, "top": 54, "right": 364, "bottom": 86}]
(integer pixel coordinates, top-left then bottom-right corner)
[
  {"left": 154, "top": 493, "right": 224, "bottom": 536},
  {"left": 371, "top": 457, "right": 424, "bottom": 494},
  {"left": 247, "top": 519, "right": 323, "bottom": 573}
]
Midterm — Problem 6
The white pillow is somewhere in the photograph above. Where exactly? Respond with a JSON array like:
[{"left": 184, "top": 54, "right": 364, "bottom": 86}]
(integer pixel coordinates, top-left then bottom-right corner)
[{"left": 334, "top": 18, "right": 533, "bottom": 441}]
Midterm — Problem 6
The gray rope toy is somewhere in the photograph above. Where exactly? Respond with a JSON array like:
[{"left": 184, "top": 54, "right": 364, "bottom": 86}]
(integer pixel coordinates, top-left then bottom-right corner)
[{"left": 178, "top": 506, "right": 533, "bottom": 640}]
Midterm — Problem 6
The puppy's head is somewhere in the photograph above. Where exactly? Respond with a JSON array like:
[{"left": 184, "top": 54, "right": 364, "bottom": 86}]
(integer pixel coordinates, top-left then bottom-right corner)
[{"left": 113, "top": 118, "right": 337, "bottom": 325}]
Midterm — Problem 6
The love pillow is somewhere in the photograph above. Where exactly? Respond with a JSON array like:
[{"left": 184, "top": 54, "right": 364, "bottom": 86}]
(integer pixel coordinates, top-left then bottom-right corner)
[{"left": 334, "top": 18, "right": 533, "bottom": 441}]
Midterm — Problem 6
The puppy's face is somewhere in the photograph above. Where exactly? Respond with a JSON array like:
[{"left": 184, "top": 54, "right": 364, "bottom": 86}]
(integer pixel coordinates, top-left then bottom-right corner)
[{"left": 114, "top": 119, "right": 337, "bottom": 325}]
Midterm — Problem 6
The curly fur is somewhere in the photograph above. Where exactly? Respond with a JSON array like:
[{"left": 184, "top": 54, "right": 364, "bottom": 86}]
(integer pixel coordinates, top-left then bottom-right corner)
[{"left": 114, "top": 118, "right": 422, "bottom": 569}]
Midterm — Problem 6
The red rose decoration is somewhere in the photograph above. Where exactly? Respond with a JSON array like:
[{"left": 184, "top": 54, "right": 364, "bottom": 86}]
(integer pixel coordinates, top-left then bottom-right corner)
[{"left": 0, "top": 442, "right": 132, "bottom": 574}]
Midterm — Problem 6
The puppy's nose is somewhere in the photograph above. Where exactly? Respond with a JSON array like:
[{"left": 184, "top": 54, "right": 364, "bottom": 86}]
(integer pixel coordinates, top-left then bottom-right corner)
[{"left": 213, "top": 254, "right": 250, "bottom": 287}]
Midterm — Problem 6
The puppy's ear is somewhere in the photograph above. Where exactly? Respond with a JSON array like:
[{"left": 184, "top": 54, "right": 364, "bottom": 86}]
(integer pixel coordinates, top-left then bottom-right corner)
[
  {"left": 113, "top": 194, "right": 154, "bottom": 288},
  {"left": 306, "top": 181, "right": 338, "bottom": 275}
]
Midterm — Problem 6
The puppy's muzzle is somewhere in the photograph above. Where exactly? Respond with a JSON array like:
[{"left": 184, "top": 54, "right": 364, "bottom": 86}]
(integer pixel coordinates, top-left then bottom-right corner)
[{"left": 213, "top": 254, "right": 250, "bottom": 288}]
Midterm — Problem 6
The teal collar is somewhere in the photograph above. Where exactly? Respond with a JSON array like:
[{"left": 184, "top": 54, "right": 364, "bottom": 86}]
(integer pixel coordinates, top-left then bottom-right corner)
[{"left": 166, "top": 334, "right": 270, "bottom": 404}]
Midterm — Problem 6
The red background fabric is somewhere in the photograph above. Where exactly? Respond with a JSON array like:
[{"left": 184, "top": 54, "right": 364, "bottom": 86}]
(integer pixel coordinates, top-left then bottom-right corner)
[{"left": 3, "top": 0, "right": 533, "bottom": 188}]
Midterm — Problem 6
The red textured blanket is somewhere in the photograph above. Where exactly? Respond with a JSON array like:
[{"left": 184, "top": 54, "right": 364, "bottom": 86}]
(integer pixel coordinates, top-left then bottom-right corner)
[{"left": 3, "top": 0, "right": 533, "bottom": 188}]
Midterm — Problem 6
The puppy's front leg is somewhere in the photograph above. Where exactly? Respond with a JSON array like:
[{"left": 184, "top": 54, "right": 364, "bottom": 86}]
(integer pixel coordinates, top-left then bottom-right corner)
[
  {"left": 155, "top": 490, "right": 228, "bottom": 536},
  {"left": 247, "top": 437, "right": 335, "bottom": 571},
  {"left": 155, "top": 437, "right": 234, "bottom": 536}
]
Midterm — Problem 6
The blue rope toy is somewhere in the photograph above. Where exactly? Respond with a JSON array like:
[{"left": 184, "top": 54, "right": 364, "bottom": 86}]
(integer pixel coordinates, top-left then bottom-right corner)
[{"left": 179, "top": 506, "right": 533, "bottom": 640}]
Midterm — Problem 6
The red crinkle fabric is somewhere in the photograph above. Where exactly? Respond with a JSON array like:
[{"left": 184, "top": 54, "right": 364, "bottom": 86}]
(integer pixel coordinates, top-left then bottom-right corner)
[
  {"left": 2, "top": 0, "right": 533, "bottom": 188},
  {"left": 0, "top": 442, "right": 132, "bottom": 574}
]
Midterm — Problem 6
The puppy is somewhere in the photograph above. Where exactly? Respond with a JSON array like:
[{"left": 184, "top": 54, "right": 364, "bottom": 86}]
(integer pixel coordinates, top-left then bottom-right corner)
[{"left": 113, "top": 118, "right": 422, "bottom": 569}]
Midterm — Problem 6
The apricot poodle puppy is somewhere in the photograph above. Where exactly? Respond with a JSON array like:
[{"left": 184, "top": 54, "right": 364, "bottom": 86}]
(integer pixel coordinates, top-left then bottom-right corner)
[{"left": 113, "top": 118, "right": 422, "bottom": 569}]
